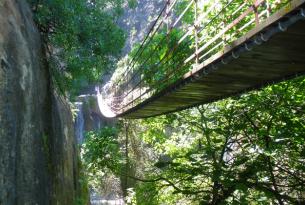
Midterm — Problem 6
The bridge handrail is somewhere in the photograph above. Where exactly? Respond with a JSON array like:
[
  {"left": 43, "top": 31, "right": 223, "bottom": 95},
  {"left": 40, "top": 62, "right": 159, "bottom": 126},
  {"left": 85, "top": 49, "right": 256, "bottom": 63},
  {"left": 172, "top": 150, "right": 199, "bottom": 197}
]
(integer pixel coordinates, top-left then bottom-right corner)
[{"left": 103, "top": 0, "right": 296, "bottom": 116}]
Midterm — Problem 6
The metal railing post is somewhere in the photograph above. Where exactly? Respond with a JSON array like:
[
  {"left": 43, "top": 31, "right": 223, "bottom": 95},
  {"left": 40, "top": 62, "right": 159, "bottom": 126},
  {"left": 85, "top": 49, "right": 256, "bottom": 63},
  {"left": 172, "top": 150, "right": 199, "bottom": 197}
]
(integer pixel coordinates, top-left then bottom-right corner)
[
  {"left": 254, "top": 0, "right": 260, "bottom": 25},
  {"left": 194, "top": 0, "right": 199, "bottom": 65},
  {"left": 222, "top": 2, "right": 226, "bottom": 48},
  {"left": 266, "top": 0, "right": 271, "bottom": 17},
  {"left": 131, "top": 60, "right": 134, "bottom": 107},
  {"left": 140, "top": 79, "right": 142, "bottom": 103},
  {"left": 166, "top": 0, "right": 171, "bottom": 45},
  {"left": 166, "top": 0, "right": 171, "bottom": 34},
  {"left": 124, "top": 74, "right": 127, "bottom": 110}
]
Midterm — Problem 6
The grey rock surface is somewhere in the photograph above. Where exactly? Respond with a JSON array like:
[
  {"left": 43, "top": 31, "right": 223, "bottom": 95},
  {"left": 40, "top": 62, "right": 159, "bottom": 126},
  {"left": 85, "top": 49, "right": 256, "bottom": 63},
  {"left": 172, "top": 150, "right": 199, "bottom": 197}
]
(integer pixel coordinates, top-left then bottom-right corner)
[
  {"left": 118, "top": 0, "right": 164, "bottom": 55},
  {"left": 0, "top": 0, "right": 81, "bottom": 204}
]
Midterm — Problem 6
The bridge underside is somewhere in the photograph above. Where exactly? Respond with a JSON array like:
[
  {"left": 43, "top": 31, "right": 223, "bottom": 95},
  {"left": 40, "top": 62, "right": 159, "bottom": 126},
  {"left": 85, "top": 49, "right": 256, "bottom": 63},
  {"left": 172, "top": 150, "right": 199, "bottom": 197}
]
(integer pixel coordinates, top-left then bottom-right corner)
[{"left": 119, "top": 2, "right": 305, "bottom": 118}]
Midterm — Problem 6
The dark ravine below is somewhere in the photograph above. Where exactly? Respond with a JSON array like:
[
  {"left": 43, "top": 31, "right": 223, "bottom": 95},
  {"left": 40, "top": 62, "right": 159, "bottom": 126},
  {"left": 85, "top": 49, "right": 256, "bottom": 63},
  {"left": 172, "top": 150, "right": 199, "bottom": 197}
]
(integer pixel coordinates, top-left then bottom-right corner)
[{"left": 0, "top": 0, "right": 85, "bottom": 204}]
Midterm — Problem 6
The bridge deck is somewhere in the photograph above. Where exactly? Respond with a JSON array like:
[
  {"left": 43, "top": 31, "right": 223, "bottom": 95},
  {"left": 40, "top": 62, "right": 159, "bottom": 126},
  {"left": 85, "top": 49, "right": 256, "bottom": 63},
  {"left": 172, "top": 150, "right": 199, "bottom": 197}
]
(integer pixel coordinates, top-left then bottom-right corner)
[{"left": 117, "top": 0, "right": 305, "bottom": 118}]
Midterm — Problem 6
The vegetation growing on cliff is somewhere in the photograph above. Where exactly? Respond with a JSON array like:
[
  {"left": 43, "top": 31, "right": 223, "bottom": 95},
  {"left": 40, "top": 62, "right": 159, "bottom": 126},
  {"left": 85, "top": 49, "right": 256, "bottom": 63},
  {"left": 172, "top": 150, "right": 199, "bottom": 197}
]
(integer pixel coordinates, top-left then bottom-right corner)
[{"left": 28, "top": 0, "right": 126, "bottom": 95}]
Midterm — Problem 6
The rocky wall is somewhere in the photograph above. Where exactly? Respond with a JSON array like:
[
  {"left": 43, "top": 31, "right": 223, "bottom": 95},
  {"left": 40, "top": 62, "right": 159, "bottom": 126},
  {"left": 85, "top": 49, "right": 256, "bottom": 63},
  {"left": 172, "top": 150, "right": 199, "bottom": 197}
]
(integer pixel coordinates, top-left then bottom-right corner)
[{"left": 0, "top": 0, "right": 81, "bottom": 204}]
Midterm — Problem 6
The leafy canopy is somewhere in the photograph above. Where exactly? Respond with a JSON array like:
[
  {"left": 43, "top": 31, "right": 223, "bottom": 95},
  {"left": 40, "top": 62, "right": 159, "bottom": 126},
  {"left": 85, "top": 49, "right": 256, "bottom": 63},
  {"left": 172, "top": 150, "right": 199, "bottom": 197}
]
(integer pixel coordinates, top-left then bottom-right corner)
[
  {"left": 82, "top": 126, "right": 123, "bottom": 174},
  {"left": 28, "top": 0, "right": 126, "bottom": 95},
  {"left": 132, "top": 76, "right": 305, "bottom": 204}
]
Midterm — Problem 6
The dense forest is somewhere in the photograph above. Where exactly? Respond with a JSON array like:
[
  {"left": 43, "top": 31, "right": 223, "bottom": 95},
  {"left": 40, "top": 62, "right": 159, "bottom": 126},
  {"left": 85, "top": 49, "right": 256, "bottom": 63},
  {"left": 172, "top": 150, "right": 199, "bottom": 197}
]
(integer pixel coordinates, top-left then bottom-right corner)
[
  {"left": 84, "top": 76, "right": 305, "bottom": 204},
  {"left": 27, "top": 0, "right": 305, "bottom": 204}
]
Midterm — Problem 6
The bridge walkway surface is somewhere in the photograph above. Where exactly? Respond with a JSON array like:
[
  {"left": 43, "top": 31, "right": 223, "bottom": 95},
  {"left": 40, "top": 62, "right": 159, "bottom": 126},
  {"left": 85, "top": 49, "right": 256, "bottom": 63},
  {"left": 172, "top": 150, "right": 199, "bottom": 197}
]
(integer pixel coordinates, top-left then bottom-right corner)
[{"left": 98, "top": 0, "right": 305, "bottom": 119}]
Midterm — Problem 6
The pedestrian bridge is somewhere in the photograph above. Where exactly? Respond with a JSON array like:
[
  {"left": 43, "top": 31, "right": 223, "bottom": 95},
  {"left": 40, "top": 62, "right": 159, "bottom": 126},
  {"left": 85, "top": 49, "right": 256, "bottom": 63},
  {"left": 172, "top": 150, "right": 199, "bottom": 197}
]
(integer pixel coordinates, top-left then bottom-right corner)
[{"left": 98, "top": 0, "right": 305, "bottom": 118}]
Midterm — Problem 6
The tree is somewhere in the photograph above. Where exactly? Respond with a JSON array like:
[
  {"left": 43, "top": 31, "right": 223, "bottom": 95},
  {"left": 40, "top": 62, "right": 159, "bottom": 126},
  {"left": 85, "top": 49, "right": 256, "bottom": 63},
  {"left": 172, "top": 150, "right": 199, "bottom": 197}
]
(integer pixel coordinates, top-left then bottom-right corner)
[
  {"left": 128, "top": 76, "right": 305, "bottom": 204},
  {"left": 28, "top": 0, "right": 126, "bottom": 96},
  {"left": 82, "top": 77, "right": 305, "bottom": 204},
  {"left": 74, "top": 0, "right": 305, "bottom": 204}
]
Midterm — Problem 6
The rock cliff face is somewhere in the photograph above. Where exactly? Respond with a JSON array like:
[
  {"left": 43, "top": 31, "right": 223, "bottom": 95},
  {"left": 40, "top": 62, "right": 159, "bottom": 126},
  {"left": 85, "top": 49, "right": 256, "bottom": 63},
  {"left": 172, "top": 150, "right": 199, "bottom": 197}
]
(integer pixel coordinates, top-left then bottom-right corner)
[
  {"left": 118, "top": 0, "right": 164, "bottom": 55},
  {"left": 0, "top": 0, "right": 81, "bottom": 204}
]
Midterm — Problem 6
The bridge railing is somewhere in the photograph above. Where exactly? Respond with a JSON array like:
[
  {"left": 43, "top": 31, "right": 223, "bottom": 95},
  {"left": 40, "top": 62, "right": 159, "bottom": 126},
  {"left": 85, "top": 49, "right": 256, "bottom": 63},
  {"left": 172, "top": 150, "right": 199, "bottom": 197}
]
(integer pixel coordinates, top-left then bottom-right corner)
[{"left": 103, "top": 0, "right": 293, "bottom": 115}]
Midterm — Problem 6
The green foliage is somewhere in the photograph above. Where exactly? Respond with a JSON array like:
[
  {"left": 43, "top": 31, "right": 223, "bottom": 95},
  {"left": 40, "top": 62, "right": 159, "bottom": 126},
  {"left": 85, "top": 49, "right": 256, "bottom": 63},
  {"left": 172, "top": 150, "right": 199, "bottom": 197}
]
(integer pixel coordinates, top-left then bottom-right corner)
[
  {"left": 116, "top": 0, "right": 294, "bottom": 97},
  {"left": 134, "top": 182, "right": 159, "bottom": 205},
  {"left": 82, "top": 126, "right": 123, "bottom": 174},
  {"left": 79, "top": 77, "right": 305, "bottom": 204},
  {"left": 75, "top": 156, "right": 90, "bottom": 205},
  {"left": 128, "top": 76, "right": 305, "bottom": 204},
  {"left": 128, "top": 0, "right": 138, "bottom": 9},
  {"left": 129, "top": 28, "right": 192, "bottom": 91},
  {"left": 28, "top": 0, "right": 126, "bottom": 95},
  {"left": 37, "top": 0, "right": 304, "bottom": 203}
]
